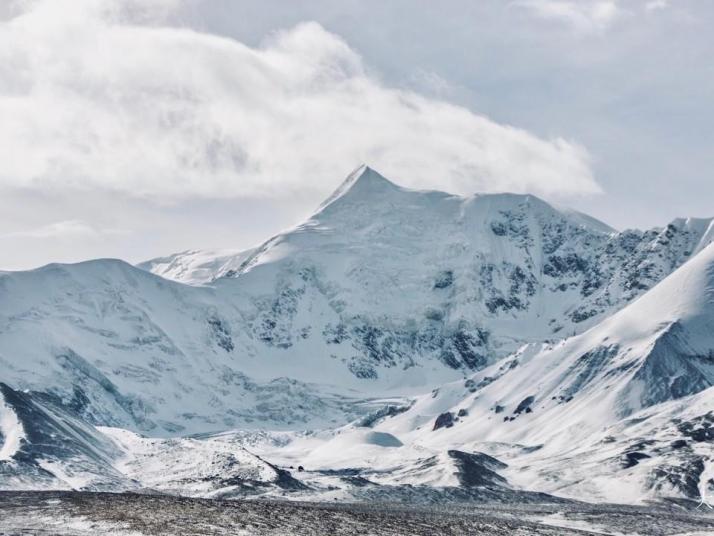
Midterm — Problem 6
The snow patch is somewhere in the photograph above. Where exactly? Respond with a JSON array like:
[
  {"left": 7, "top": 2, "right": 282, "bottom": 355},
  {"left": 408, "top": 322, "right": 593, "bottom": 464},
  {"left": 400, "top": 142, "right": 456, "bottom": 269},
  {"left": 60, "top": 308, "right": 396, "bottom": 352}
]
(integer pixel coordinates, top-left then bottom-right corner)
[
  {"left": 537, "top": 512, "right": 641, "bottom": 535},
  {"left": 0, "top": 392, "right": 24, "bottom": 461}
]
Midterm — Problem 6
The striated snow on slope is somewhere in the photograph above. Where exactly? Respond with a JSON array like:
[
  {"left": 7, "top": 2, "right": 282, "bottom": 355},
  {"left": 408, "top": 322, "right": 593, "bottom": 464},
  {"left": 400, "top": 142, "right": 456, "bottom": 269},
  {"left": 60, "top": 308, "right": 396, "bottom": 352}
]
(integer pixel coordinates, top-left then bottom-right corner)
[
  {"left": 0, "top": 260, "right": 387, "bottom": 435},
  {"left": 0, "top": 383, "right": 129, "bottom": 491}
]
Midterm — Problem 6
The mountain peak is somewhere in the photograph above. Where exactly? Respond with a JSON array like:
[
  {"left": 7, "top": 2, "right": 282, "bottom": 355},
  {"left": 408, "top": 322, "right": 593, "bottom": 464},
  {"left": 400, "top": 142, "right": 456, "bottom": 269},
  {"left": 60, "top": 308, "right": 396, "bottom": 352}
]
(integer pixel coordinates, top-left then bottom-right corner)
[{"left": 317, "top": 165, "right": 399, "bottom": 210}]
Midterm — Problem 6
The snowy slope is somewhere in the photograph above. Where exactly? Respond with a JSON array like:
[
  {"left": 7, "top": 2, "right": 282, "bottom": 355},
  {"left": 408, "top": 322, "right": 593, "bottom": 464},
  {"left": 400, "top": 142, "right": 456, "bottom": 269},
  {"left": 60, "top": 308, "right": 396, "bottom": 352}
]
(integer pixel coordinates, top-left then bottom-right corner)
[
  {"left": 0, "top": 383, "right": 129, "bottom": 491},
  {"left": 403, "top": 240, "right": 714, "bottom": 437},
  {"left": 0, "top": 388, "right": 25, "bottom": 462},
  {"left": 0, "top": 383, "right": 304, "bottom": 495},
  {"left": 347, "top": 242, "right": 714, "bottom": 502},
  {"left": 0, "top": 260, "right": 384, "bottom": 435},
  {"left": 138, "top": 248, "right": 256, "bottom": 285}
]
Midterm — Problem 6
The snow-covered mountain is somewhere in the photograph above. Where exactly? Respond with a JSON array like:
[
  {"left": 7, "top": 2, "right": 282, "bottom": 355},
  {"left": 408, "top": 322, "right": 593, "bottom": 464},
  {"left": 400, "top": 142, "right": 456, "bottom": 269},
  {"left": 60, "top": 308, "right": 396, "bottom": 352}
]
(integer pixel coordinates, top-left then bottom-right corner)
[
  {"left": 142, "top": 165, "right": 713, "bottom": 379},
  {"left": 2, "top": 165, "right": 714, "bottom": 505},
  {"left": 2, "top": 166, "right": 713, "bottom": 437}
]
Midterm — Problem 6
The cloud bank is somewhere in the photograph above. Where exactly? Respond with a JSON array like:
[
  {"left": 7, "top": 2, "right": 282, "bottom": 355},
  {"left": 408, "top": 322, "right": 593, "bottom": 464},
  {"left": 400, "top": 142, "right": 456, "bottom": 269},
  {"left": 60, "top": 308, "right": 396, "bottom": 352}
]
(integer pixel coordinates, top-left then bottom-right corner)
[{"left": 0, "top": 0, "right": 600, "bottom": 200}]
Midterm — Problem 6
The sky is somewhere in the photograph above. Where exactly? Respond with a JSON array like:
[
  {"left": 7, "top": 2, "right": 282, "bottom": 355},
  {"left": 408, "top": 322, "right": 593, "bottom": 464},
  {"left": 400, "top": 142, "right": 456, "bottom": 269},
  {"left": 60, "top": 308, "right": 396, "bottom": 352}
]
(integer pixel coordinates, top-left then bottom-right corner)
[{"left": 1, "top": 0, "right": 712, "bottom": 270}]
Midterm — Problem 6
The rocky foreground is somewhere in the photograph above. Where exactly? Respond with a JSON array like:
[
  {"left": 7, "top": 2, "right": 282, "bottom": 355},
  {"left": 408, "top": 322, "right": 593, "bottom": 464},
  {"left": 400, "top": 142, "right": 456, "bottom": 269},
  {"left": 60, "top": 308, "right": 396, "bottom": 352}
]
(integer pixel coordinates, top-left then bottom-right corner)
[{"left": 0, "top": 491, "right": 713, "bottom": 535}]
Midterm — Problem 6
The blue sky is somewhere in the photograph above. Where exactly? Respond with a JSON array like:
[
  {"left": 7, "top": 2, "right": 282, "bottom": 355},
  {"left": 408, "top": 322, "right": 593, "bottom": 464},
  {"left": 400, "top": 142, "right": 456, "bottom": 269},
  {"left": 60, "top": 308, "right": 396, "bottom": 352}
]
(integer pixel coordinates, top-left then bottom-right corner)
[{"left": 1, "top": 0, "right": 712, "bottom": 269}]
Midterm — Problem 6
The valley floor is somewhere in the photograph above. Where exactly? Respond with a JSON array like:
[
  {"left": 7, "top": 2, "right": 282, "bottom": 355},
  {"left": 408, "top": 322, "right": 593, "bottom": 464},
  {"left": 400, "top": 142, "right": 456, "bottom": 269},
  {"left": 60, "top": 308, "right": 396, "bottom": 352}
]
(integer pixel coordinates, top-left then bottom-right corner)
[{"left": 0, "top": 492, "right": 713, "bottom": 536}]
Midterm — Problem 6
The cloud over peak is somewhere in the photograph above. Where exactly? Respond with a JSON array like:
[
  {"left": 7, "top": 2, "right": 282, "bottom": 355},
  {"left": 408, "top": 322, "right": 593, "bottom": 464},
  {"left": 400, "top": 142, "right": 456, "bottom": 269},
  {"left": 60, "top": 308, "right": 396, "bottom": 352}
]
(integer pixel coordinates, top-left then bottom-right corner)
[{"left": 0, "top": 0, "right": 600, "bottom": 201}]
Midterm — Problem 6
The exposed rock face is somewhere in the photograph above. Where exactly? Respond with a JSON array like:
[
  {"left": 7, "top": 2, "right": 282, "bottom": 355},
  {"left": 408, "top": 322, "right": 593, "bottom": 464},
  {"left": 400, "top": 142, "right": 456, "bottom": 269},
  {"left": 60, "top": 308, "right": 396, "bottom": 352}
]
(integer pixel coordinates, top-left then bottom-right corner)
[
  {"left": 433, "top": 412, "right": 455, "bottom": 431},
  {"left": 448, "top": 450, "right": 508, "bottom": 488}
]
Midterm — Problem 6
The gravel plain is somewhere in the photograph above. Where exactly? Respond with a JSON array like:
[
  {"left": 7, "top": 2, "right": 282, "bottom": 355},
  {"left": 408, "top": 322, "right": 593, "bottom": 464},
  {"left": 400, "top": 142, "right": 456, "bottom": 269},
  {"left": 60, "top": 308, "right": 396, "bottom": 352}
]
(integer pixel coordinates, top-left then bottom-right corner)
[{"left": 1, "top": 491, "right": 713, "bottom": 536}]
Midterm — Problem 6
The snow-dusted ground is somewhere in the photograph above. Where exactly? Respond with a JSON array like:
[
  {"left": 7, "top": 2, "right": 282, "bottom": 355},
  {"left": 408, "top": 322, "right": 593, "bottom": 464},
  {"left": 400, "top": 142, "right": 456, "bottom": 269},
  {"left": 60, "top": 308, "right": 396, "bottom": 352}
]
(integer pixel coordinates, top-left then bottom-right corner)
[{"left": 1, "top": 491, "right": 713, "bottom": 536}]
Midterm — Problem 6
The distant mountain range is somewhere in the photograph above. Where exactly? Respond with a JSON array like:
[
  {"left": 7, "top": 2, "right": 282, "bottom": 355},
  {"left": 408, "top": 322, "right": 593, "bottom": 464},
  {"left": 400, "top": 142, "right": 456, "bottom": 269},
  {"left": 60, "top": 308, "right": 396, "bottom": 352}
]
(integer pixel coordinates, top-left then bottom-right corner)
[{"left": 1, "top": 166, "right": 713, "bottom": 505}]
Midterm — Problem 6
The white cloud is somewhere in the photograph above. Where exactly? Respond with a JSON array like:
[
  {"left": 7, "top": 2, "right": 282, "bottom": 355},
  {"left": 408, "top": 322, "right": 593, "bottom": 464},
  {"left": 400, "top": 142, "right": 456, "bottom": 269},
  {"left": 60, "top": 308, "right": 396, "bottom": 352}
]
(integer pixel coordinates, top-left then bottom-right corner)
[
  {"left": 2, "top": 220, "right": 121, "bottom": 239},
  {"left": 645, "top": 0, "right": 669, "bottom": 12},
  {"left": 513, "top": 1, "right": 625, "bottom": 33},
  {"left": 14, "top": 220, "right": 95, "bottom": 240},
  {"left": 0, "top": 0, "right": 600, "bottom": 201},
  {"left": 407, "top": 69, "right": 454, "bottom": 98}
]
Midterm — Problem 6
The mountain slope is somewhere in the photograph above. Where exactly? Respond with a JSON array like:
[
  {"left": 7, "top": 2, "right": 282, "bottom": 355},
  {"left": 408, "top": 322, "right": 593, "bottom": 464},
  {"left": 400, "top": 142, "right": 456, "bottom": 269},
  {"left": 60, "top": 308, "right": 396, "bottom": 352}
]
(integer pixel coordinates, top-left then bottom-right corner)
[
  {"left": 0, "top": 260, "right": 381, "bottom": 435},
  {"left": 353, "top": 242, "right": 714, "bottom": 502},
  {"left": 0, "top": 383, "right": 305, "bottom": 495},
  {"left": 0, "top": 382, "right": 129, "bottom": 491}
]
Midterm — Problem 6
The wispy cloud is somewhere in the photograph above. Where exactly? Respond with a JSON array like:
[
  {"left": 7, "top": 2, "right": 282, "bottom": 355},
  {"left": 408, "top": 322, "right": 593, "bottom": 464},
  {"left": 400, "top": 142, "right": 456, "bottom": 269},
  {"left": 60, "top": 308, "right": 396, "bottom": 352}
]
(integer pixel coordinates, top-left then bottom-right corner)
[
  {"left": 0, "top": 0, "right": 600, "bottom": 201},
  {"left": 645, "top": 0, "right": 669, "bottom": 13},
  {"left": 513, "top": 0, "right": 626, "bottom": 33},
  {"left": 3, "top": 220, "right": 125, "bottom": 239}
]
